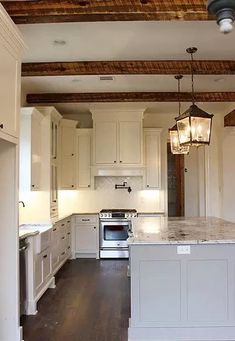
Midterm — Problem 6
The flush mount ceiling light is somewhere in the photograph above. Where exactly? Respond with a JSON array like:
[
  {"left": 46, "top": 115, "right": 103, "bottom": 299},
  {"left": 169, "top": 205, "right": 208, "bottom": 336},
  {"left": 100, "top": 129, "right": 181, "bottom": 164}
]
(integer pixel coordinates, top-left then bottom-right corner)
[
  {"left": 175, "top": 48, "right": 214, "bottom": 147},
  {"left": 207, "top": 0, "right": 235, "bottom": 34},
  {"left": 169, "top": 75, "right": 190, "bottom": 155}
]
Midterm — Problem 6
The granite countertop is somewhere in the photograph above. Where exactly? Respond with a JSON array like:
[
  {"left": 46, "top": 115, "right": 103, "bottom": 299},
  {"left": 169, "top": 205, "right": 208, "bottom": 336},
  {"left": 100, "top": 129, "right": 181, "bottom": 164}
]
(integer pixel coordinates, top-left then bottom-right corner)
[
  {"left": 19, "top": 224, "right": 53, "bottom": 239},
  {"left": 129, "top": 216, "right": 235, "bottom": 245}
]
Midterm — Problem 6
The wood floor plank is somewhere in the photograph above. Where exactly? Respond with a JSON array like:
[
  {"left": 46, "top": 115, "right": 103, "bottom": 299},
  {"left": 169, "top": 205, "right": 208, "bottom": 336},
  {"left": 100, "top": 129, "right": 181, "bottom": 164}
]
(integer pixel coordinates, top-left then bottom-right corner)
[{"left": 21, "top": 259, "right": 130, "bottom": 341}]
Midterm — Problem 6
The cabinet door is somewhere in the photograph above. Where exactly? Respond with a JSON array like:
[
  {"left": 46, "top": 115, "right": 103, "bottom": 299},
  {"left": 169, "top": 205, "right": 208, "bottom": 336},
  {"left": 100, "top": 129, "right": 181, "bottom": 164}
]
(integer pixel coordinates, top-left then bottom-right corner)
[
  {"left": 34, "top": 254, "right": 43, "bottom": 295},
  {"left": 42, "top": 250, "right": 51, "bottom": 283},
  {"left": 51, "top": 225, "right": 60, "bottom": 271},
  {"left": 119, "top": 121, "right": 142, "bottom": 164},
  {"left": 94, "top": 122, "right": 117, "bottom": 164},
  {"left": 60, "top": 157, "right": 76, "bottom": 189},
  {"left": 75, "top": 225, "right": 97, "bottom": 253},
  {"left": 144, "top": 131, "right": 161, "bottom": 189},
  {"left": 31, "top": 114, "right": 41, "bottom": 190},
  {"left": 78, "top": 133, "right": 91, "bottom": 188},
  {"left": 61, "top": 125, "right": 75, "bottom": 157},
  {"left": 51, "top": 120, "right": 58, "bottom": 161},
  {"left": 0, "top": 43, "right": 19, "bottom": 139}
]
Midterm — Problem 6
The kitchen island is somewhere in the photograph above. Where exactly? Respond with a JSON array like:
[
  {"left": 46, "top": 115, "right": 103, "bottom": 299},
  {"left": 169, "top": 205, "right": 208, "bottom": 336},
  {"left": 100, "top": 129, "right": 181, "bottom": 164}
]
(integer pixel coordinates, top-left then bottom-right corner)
[{"left": 128, "top": 217, "right": 235, "bottom": 341}]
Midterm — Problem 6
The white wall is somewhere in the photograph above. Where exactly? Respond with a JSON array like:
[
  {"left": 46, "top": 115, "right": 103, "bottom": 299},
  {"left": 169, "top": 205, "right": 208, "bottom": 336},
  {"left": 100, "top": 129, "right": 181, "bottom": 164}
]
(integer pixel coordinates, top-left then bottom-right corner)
[{"left": 222, "top": 127, "right": 235, "bottom": 222}]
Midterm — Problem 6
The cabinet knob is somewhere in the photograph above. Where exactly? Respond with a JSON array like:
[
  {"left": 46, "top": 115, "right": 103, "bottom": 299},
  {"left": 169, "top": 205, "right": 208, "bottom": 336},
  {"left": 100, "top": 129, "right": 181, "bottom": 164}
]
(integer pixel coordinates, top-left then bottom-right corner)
[
  {"left": 43, "top": 255, "right": 48, "bottom": 259},
  {"left": 32, "top": 184, "right": 35, "bottom": 188},
  {"left": 71, "top": 185, "right": 74, "bottom": 188},
  {"left": 94, "top": 226, "right": 96, "bottom": 229},
  {"left": 0, "top": 124, "right": 3, "bottom": 129},
  {"left": 114, "top": 161, "right": 116, "bottom": 163},
  {"left": 147, "top": 185, "right": 149, "bottom": 188},
  {"left": 71, "top": 154, "right": 74, "bottom": 156},
  {"left": 120, "top": 161, "right": 123, "bottom": 163},
  {"left": 88, "top": 185, "right": 90, "bottom": 188}
]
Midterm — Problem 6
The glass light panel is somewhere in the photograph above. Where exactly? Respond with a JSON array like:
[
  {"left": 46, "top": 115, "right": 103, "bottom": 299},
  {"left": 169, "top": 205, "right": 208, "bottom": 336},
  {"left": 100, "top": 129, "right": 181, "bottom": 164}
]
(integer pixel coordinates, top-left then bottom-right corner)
[
  {"left": 169, "top": 130, "right": 189, "bottom": 154},
  {"left": 191, "top": 117, "right": 212, "bottom": 144},
  {"left": 177, "top": 117, "right": 191, "bottom": 145}
]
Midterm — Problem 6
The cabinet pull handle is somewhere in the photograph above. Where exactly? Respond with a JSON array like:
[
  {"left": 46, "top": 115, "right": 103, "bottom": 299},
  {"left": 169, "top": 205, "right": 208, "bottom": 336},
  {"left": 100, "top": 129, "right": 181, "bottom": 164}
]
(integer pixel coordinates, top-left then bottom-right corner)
[
  {"left": 0, "top": 124, "right": 3, "bottom": 129},
  {"left": 67, "top": 221, "right": 70, "bottom": 223},
  {"left": 52, "top": 209, "right": 56, "bottom": 212},
  {"left": 61, "top": 252, "right": 65, "bottom": 256},
  {"left": 53, "top": 200, "right": 57, "bottom": 203},
  {"left": 82, "top": 219, "right": 90, "bottom": 222},
  {"left": 53, "top": 228, "right": 57, "bottom": 231},
  {"left": 62, "top": 237, "right": 65, "bottom": 240},
  {"left": 68, "top": 246, "right": 71, "bottom": 250},
  {"left": 43, "top": 255, "right": 48, "bottom": 259},
  {"left": 67, "top": 232, "right": 71, "bottom": 235},
  {"left": 53, "top": 156, "right": 56, "bottom": 160},
  {"left": 61, "top": 224, "right": 65, "bottom": 226}
]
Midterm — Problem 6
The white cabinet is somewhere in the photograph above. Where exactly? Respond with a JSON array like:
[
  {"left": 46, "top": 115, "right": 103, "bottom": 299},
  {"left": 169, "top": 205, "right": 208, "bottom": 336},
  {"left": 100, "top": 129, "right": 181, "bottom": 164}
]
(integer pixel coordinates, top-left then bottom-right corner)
[
  {"left": 34, "top": 247, "right": 52, "bottom": 297},
  {"left": 51, "top": 217, "right": 72, "bottom": 274},
  {"left": 119, "top": 121, "right": 142, "bottom": 164},
  {"left": 94, "top": 121, "right": 117, "bottom": 164},
  {"left": 144, "top": 128, "right": 162, "bottom": 189},
  {"left": 60, "top": 119, "right": 78, "bottom": 189},
  {"left": 0, "top": 36, "right": 22, "bottom": 142},
  {"left": 20, "top": 108, "right": 44, "bottom": 192},
  {"left": 73, "top": 215, "right": 99, "bottom": 258},
  {"left": 77, "top": 129, "right": 92, "bottom": 188},
  {"left": 92, "top": 110, "right": 144, "bottom": 167}
]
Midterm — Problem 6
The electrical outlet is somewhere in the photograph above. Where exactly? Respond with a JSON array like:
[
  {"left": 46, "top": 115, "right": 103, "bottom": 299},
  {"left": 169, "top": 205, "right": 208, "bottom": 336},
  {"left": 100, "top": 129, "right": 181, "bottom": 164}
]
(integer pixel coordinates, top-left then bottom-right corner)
[{"left": 177, "top": 245, "right": 191, "bottom": 254}]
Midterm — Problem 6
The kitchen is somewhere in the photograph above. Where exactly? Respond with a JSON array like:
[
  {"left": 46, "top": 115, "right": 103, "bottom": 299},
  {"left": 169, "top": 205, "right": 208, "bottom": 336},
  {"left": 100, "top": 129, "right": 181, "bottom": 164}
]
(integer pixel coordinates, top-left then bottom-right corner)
[{"left": 1, "top": 1, "right": 235, "bottom": 341}]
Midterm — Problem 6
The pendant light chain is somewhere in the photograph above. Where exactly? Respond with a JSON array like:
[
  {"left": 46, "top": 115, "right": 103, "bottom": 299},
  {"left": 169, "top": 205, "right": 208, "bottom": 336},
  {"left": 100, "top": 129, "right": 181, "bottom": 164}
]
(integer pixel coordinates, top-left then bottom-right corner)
[
  {"left": 178, "top": 76, "right": 181, "bottom": 116},
  {"left": 191, "top": 51, "right": 195, "bottom": 105}
]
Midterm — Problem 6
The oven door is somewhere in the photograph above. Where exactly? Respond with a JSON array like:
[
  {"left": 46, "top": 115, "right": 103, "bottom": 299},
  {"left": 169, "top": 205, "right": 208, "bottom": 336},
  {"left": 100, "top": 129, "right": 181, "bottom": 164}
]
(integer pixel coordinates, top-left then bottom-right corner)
[{"left": 100, "top": 220, "right": 130, "bottom": 248}]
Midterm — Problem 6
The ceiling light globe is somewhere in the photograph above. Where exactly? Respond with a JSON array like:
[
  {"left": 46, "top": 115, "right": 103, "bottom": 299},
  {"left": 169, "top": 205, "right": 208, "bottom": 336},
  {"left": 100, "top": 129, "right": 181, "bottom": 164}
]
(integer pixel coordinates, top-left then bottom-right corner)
[{"left": 219, "top": 18, "right": 234, "bottom": 33}]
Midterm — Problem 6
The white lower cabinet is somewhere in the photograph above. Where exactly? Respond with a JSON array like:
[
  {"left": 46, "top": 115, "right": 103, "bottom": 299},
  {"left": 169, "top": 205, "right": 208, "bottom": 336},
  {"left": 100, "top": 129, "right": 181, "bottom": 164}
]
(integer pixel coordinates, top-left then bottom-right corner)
[
  {"left": 26, "top": 216, "right": 72, "bottom": 315},
  {"left": 73, "top": 215, "right": 99, "bottom": 258}
]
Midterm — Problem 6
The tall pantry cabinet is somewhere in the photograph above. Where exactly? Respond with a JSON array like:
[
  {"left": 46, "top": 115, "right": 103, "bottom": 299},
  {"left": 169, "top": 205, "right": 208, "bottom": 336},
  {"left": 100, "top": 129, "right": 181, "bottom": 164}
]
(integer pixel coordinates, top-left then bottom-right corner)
[{"left": 0, "top": 4, "right": 26, "bottom": 341}]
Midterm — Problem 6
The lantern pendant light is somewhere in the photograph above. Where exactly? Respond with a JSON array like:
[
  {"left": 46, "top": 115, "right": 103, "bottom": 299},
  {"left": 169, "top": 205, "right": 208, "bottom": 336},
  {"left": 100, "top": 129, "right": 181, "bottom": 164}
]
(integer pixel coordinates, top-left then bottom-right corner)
[
  {"left": 175, "top": 47, "right": 214, "bottom": 147},
  {"left": 169, "top": 75, "right": 190, "bottom": 155}
]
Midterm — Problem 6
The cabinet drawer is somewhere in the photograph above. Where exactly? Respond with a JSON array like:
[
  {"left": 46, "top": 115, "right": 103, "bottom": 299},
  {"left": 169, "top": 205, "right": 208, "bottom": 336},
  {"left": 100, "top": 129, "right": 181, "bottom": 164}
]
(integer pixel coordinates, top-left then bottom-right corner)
[{"left": 75, "top": 215, "right": 98, "bottom": 224}]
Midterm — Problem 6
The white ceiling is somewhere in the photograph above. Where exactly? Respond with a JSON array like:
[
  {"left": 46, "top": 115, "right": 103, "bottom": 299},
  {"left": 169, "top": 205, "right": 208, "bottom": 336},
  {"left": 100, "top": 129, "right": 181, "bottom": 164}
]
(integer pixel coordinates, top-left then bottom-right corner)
[{"left": 19, "top": 21, "right": 235, "bottom": 116}]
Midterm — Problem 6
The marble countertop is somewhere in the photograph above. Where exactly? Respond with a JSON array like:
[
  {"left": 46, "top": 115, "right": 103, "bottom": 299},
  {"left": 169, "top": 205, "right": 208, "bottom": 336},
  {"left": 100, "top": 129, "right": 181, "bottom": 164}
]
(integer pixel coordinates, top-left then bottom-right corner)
[{"left": 128, "top": 216, "right": 235, "bottom": 245}]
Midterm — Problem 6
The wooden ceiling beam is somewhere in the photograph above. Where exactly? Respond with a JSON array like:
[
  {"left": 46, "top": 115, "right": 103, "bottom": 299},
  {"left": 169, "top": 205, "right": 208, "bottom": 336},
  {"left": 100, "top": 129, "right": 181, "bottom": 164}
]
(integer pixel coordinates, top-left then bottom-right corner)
[
  {"left": 22, "top": 60, "right": 235, "bottom": 77},
  {"left": 224, "top": 109, "right": 235, "bottom": 126},
  {"left": 2, "top": 0, "right": 212, "bottom": 24},
  {"left": 26, "top": 92, "right": 235, "bottom": 104}
]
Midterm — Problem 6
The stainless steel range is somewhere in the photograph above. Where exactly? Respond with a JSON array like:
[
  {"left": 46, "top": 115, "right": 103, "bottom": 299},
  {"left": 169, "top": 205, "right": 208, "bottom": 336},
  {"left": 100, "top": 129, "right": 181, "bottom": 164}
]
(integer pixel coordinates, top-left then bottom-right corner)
[{"left": 99, "top": 209, "right": 137, "bottom": 258}]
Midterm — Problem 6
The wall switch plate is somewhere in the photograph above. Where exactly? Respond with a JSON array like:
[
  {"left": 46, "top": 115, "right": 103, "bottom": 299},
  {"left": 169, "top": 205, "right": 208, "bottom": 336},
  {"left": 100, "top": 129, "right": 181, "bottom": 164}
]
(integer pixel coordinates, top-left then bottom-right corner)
[{"left": 177, "top": 245, "right": 191, "bottom": 254}]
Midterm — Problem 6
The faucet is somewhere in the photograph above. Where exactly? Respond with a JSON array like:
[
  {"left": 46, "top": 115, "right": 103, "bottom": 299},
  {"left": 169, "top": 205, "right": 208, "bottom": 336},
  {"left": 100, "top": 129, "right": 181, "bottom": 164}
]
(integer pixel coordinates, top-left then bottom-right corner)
[{"left": 19, "top": 201, "right": 25, "bottom": 208}]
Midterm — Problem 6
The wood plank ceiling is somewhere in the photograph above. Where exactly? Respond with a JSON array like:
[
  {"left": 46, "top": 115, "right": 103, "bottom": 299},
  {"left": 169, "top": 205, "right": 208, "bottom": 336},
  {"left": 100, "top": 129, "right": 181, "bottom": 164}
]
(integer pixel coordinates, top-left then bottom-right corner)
[{"left": 2, "top": 0, "right": 212, "bottom": 24}]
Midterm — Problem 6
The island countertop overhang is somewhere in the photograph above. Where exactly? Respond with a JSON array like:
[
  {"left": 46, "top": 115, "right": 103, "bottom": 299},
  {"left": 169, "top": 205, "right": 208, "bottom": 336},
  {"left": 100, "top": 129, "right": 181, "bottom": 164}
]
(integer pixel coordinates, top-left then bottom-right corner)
[{"left": 128, "top": 216, "right": 235, "bottom": 245}]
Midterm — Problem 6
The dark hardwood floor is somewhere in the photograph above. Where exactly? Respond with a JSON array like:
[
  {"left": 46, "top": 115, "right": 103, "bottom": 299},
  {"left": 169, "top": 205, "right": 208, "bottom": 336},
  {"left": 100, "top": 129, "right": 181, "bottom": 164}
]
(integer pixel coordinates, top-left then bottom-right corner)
[{"left": 21, "top": 259, "right": 130, "bottom": 341}]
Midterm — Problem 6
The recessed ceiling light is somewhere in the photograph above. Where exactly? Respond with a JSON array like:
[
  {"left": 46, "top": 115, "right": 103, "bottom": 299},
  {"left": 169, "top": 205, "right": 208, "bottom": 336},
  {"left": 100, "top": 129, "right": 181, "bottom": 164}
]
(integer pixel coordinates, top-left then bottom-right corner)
[
  {"left": 214, "top": 77, "right": 225, "bottom": 83},
  {"left": 71, "top": 78, "right": 81, "bottom": 83},
  {"left": 53, "top": 40, "right": 67, "bottom": 46},
  {"left": 99, "top": 76, "right": 115, "bottom": 81}
]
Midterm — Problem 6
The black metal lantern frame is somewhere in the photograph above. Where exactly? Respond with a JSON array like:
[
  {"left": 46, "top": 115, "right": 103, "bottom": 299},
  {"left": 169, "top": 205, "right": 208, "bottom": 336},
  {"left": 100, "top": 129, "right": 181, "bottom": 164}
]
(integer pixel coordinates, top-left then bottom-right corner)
[{"left": 176, "top": 48, "right": 214, "bottom": 147}]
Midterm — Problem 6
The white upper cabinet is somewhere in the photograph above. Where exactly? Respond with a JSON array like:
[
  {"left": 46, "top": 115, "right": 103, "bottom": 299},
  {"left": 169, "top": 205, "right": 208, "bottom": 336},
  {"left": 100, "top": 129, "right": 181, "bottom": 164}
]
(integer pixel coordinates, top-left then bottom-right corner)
[
  {"left": 119, "top": 121, "right": 142, "bottom": 165},
  {"left": 94, "top": 121, "right": 117, "bottom": 164},
  {"left": 0, "top": 14, "right": 25, "bottom": 143},
  {"left": 20, "top": 108, "right": 44, "bottom": 192},
  {"left": 60, "top": 119, "right": 77, "bottom": 190},
  {"left": 92, "top": 110, "right": 144, "bottom": 167},
  {"left": 77, "top": 129, "right": 92, "bottom": 188},
  {"left": 144, "top": 128, "right": 162, "bottom": 189}
]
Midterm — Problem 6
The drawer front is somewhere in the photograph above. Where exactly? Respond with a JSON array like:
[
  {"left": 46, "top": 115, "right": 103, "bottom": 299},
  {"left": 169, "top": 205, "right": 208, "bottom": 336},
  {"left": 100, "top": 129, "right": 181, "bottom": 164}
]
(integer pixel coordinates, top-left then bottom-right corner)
[{"left": 75, "top": 215, "right": 98, "bottom": 225}]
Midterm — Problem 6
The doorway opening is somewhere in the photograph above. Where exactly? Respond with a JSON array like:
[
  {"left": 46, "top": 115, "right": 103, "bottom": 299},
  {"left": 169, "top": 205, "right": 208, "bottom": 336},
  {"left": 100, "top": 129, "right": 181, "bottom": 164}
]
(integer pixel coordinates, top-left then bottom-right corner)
[{"left": 167, "top": 143, "right": 185, "bottom": 217}]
